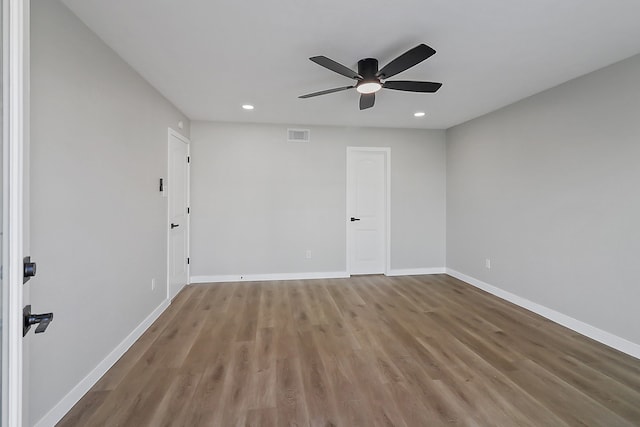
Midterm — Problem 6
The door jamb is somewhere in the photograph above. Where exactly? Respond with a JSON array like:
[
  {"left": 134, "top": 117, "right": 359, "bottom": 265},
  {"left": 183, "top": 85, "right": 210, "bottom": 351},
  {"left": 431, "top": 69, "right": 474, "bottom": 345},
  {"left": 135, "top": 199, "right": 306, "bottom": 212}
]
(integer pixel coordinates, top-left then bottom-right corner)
[
  {"left": 166, "top": 128, "right": 190, "bottom": 301},
  {"left": 2, "top": 0, "right": 28, "bottom": 425},
  {"left": 345, "top": 146, "right": 391, "bottom": 276}
]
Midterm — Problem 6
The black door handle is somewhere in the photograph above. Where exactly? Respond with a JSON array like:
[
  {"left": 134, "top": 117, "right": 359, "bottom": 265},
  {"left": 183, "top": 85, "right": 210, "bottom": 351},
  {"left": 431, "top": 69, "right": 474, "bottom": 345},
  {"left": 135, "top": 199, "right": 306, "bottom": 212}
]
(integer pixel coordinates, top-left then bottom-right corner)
[
  {"left": 23, "top": 305, "right": 54, "bottom": 336},
  {"left": 350, "top": 217, "right": 361, "bottom": 222},
  {"left": 170, "top": 223, "right": 180, "bottom": 229}
]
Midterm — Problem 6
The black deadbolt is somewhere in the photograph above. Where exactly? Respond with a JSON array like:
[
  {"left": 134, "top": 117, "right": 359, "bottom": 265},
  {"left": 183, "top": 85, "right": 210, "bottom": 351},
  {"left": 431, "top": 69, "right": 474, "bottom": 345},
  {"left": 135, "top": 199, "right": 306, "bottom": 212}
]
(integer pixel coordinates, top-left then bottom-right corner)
[{"left": 23, "top": 256, "right": 37, "bottom": 284}]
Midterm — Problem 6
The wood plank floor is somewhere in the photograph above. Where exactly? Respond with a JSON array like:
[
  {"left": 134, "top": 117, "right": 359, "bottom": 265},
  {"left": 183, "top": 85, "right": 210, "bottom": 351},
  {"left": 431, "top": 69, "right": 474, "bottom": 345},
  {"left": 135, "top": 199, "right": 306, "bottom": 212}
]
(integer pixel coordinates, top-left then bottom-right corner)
[{"left": 58, "top": 274, "right": 640, "bottom": 426}]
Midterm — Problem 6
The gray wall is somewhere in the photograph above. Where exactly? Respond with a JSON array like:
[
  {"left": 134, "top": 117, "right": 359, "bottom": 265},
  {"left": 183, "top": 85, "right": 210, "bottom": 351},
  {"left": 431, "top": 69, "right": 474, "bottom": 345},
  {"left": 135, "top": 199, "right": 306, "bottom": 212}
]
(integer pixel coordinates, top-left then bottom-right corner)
[
  {"left": 190, "top": 122, "right": 446, "bottom": 277},
  {"left": 446, "top": 54, "right": 640, "bottom": 345},
  {"left": 30, "top": 1, "right": 190, "bottom": 424}
]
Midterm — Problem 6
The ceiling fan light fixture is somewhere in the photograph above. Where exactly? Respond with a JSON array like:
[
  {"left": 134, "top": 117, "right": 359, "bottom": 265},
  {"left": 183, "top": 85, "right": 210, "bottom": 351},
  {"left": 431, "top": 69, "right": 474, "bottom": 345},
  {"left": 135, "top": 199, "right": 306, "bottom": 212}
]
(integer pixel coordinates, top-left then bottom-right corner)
[
  {"left": 356, "top": 81, "right": 382, "bottom": 94},
  {"left": 242, "top": 104, "right": 254, "bottom": 110},
  {"left": 414, "top": 111, "right": 426, "bottom": 117},
  {"left": 299, "top": 44, "right": 441, "bottom": 110}
]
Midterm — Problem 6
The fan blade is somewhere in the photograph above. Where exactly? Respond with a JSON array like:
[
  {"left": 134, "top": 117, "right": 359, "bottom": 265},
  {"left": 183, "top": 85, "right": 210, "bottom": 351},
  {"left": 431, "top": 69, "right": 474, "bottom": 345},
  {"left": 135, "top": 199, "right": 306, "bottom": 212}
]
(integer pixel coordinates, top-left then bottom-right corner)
[
  {"left": 382, "top": 81, "right": 442, "bottom": 93},
  {"left": 310, "top": 56, "right": 362, "bottom": 80},
  {"left": 376, "top": 44, "right": 436, "bottom": 79},
  {"left": 359, "top": 93, "right": 375, "bottom": 110},
  {"left": 298, "top": 85, "right": 355, "bottom": 99}
]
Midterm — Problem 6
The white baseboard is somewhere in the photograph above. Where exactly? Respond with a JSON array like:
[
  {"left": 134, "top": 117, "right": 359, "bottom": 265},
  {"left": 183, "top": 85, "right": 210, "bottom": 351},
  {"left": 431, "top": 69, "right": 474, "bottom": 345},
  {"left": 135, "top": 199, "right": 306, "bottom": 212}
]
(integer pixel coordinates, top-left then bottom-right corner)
[
  {"left": 446, "top": 268, "right": 640, "bottom": 360},
  {"left": 191, "top": 268, "right": 448, "bottom": 284},
  {"left": 33, "top": 299, "right": 171, "bottom": 427},
  {"left": 387, "top": 267, "right": 446, "bottom": 276},
  {"left": 190, "top": 271, "right": 350, "bottom": 284}
]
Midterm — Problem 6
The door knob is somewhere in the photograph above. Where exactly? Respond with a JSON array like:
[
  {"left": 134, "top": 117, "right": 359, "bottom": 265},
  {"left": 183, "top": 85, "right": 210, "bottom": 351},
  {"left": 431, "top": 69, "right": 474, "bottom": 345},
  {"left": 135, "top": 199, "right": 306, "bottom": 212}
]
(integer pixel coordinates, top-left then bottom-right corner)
[
  {"left": 170, "top": 223, "right": 180, "bottom": 229},
  {"left": 23, "top": 305, "right": 54, "bottom": 336},
  {"left": 350, "top": 217, "right": 361, "bottom": 222}
]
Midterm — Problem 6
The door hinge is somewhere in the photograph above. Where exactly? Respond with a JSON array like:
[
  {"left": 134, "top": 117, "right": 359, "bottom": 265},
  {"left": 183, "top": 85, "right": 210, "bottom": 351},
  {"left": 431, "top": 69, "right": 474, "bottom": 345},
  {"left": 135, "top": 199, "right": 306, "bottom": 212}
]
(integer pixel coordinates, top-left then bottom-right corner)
[
  {"left": 187, "top": 257, "right": 190, "bottom": 265},
  {"left": 187, "top": 207, "right": 190, "bottom": 214},
  {"left": 187, "top": 156, "right": 190, "bottom": 163}
]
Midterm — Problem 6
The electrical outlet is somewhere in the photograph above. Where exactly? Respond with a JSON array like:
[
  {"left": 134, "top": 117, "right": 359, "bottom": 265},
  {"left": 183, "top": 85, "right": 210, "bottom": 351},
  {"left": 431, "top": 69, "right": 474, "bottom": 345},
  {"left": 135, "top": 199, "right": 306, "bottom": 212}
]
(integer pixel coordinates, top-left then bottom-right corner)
[
  {"left": 306, "top": 250, "right": 312, "bottom": 259},
  {"left": 485, "top": 259, "right": 491, "bottom": 269},
  {"left": 151, "top": 278, "right": 156, "bottom": 290}
]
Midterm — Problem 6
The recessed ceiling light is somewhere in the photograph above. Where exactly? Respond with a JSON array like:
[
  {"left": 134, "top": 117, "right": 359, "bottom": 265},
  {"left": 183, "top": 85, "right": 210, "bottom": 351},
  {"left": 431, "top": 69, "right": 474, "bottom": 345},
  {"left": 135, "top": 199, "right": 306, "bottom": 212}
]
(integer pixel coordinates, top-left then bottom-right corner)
[
  {"left": 414, "top": 111, "right": 426, "bottom": 117},
  {"left": 242, "top": 104, "right": 254, "bottom": 110}
]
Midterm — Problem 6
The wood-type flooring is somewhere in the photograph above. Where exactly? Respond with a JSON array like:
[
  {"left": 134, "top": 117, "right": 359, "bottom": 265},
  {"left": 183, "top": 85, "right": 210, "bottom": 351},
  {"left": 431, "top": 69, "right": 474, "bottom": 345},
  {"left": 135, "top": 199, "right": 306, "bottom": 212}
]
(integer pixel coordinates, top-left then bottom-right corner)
[{"left": 58, "top": 274, "right": 640, "bottom": 426}]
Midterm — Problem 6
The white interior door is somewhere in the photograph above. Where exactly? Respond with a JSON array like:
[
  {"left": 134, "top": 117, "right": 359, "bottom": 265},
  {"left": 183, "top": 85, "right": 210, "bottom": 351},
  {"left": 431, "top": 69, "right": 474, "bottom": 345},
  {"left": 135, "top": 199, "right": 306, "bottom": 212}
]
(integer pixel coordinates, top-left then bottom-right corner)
[
  {"left": 167, "top": 130, "right": 190, "bottom": 300},
  {"left": 347, "top": 147, "right": 389, "bottom": 275}
]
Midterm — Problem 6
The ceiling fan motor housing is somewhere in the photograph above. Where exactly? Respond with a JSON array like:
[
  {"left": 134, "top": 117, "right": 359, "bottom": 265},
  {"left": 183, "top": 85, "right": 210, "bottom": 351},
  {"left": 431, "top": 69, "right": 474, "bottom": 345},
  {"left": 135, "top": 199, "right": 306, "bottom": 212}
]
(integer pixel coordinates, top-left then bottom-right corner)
[{"left": 358, "top": 58, "right": 380, "bottom": 83}]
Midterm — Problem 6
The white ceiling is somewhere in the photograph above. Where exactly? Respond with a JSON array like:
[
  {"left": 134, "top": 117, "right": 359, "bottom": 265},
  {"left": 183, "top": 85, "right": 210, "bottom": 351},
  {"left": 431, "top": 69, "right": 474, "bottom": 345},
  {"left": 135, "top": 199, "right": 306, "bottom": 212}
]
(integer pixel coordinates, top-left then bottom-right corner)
[{"left": 60, "top": 0, "right": 640, "bottom": 129}]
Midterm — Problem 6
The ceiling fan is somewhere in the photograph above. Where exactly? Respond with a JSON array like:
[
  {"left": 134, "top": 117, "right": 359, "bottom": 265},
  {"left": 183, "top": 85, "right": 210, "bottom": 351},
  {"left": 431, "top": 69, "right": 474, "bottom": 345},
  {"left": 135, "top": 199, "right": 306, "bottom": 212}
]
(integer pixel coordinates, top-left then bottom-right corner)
[{"left": 299, "top": 44, "right": 442, "bottom": 110}]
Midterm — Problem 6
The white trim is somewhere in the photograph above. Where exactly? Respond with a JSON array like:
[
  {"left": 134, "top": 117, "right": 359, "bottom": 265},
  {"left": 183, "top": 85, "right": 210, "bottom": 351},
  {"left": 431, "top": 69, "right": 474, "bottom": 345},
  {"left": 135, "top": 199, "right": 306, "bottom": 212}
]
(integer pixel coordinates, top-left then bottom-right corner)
[
  {"left": 32, "top": 299, "right": 171, "bottom": 427},
  {"left": 2, "top": 0, "right": 27, "bottom": 425},
  {"left": 346, "top": 147, "right": 391, "bottom": 276},
  {"left": 168, "top": 127, "right": 190, "bottom": 144},
  {"left": 166, "top": 128, "right": 190, "bottom": 301},
  {"left": 387, "top": 267, "right": 446, "bottom": 276},
  {"left": 190, "top": 271, "right": 349, "bottom": 284},
  {"left": 446, "top": 269, "right": 640, "bottom": 360},
  {"left": 385, "top": 149, "right": 391, "bottom": 276}
]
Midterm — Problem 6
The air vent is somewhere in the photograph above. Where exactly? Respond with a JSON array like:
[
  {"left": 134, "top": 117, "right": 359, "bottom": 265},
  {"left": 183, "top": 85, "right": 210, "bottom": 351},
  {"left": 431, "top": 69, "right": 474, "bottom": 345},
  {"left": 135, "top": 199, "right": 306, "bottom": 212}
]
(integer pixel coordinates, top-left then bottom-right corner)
[{"left": 287, "top": 128, "right": 310, "bottom": 143}]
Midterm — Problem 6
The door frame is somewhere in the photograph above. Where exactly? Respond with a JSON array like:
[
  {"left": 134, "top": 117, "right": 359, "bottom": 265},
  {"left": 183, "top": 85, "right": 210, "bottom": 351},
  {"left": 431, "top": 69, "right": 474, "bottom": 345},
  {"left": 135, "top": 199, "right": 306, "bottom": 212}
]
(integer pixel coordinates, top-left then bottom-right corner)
[
  {"left": 166, "top": 128, "right": 190, "bottom": 300},
  {"left": 345, "top": 146, "right": 391, "bottom": 276},
  {"left": 2, "top": 0, "right": 28, "bottom": 425}
]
